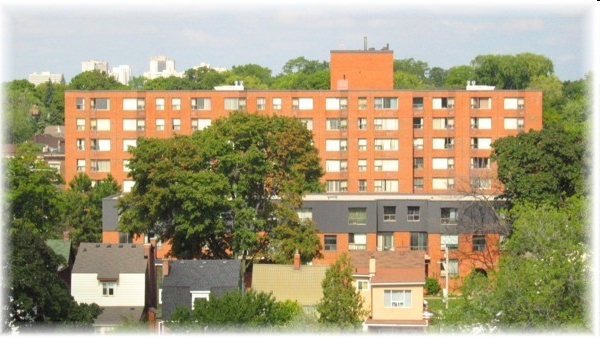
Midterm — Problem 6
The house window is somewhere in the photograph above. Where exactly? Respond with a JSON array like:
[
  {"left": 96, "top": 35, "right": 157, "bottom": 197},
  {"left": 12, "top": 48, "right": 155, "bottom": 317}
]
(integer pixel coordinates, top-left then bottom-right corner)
[
  {"left": 357, "top": 118, "right": 367, "bottom": 130},
  {"left": 326, "top": 180, "right": 347, "bottom": 192},
  {"left": 325, "top": 160, "right": 348, "bottom": 172},
  {"left": 91, "top": 98, "right": 109, "bottom": 110},
  {"left": 156, "top": 119, "right": 165, "bottom": 131},
  {"left": 504, "top": 117, "right": 525, "bottom": 130},
  {"left": 349, "top": 233, "right": 367, "bottom": 251},
  {"left": 91, "top": 160, "right": 110, "bottom": 172},
  {"left": 441, "top": 234, "right": 458, "bottom": 251},
  {"left": 358, "top": 97, "right": 367, "bottom": 110},
  {"left": 432, "top": 178, "right": 454, "bottom": 190},
  {"left": 272, "top": 97, "right": 282, "bottom": 110},
  {"left": 377, "top": 232, "right": 394, "bottom": 251},
  {"left": 407, "top": 206, "right": 420, "bottom": 221},
  {"left": 325, "top": 139, "right": 348, "bottom": 151},
  {"left": 292, "top": 97, "right": 313, "bottom": 110},
  {"left": 123, "top": 98, "right": 145, "bottom": 111},
  {"left": 374, "top": 180, "right": 398, "bottom": 192},
  {"left": 324, "top": 235, "right": 337, "bottom": 251},
  {"left": 432, "top": 97, "right": 455, "bottom": 109},
  {"left": 471, "top": 157, "right": 490, "bottom": 169},
  {"left": 76, "top": 139, "right": 85, "bottom": 151},
  {"left": 76, "top": 98, "right": 85, "bottom": 110},
  {"left": 413, "top": 138, "right": 424, "bottom": 150},
  {"left": 155, "top": 98, "right": 165, "bottom": 110},
  {"left": 358, "top": 139, "right": 367, "bottom": 151},
  {"left": 433, "top": 138, "right": 454, "bottom": 149},
  {"left": 413, "top": 178, "right": 424, "bottom": 190},
  {"left": 358, "top": 180, "right": 367, "bottom": 192},
  {"left": 224, "top": 98, "right": 246, "bottom": 110},
  {"left": 432, "top": 118, "right": 454, "bottom": 130},
  {"left": 298, "top": 118, "right": 313, "bottom": 130},
  {"left": 256, "top": 97, "right": 266, "bottom": 110},
  {"left": 384, "top": 290, "right": 412, "bottom": 308},
  {"left": 102, "top": 282, "right": 116, "bottom": 296},
  {"left": 325, "top": 97, "right": 347, "bottom": 110},
  {"left": 123, "top": 119, "right": 145, "bottom": 131},
  {"left": 191, "top": 97, "right": 211, "bottom": 110},
  {"left": 473, "top": 235, "right": 486, "bottom": 251},
  {"left": 123, "top": 139, "right": 137, "bottom": 151},
  {"left": 410, "top": 232, "right": 428, "bottom": 250},
  {"left": 503, "top": 97, "right": 525, "bottom": 110},
  {"left": 470, "top": 117, "right": 492, "bottom": 129},
  {"left": 297, "top": 208, "right": 312, "bottom": 222},
  {"left": 348, "top": 208, "right": 367, "bottom": 225},
  {"left": 77, "top": 159, "right": 86, "bottom": 172},
  {"left": 383, "top": 206, "right": 396, "bottom": 221},
  {"left": 171, "top": 98, "right": 181, "bottom": 110},
  {"left": 123, "top": 160, "right": 131, "bottom": 172},
  {"left": 470, "top": 178, "right": 492, "bottom": 190},
  {"left": 413, "top": 158, "right": 424, "bottom": 169},
  {"left": 470, "top": 97, "right": 492, "bottom": 109},
  {"left": 76, "top": 119, "right": 86, "bottom": 130},
  {"left": 90, "top": 139, "right": 110, "bottom": 151},
  {"left": 191, "top": 291, "right": 210, "bottom": 310},
  {"left": 373, "top": 118, "right": 398, "bottom": 130},
  {"left": 432, "top": 158, "right": 455, "bottom": 170},
  {"left": 471, "top": 137, "right": 492, "bottom": 149},
  {"left": 413, "top": 117, "right": 423, "bottom": 129},
  {"left": 374, "top": 159, "right": 398, "bottom": 172},
  {"left": 441, "top": 208, "right": 458, "bottom": 225},
  {"left": 358, "top": 159, "right": 367, "bottom": 172},
  {"left": 326, "top": 118, "right": 347, "bottom": 130},
  {"left": 356, "top": 280, "right": 370, "bottom": 292},
  {"left": 191, "top": 119, "right": 211, "bottom": 131},
  {"left": 123, "top": 180, "right": 135, "bottom": 193},
  {"left": 441, "top": 259, "right": 459, "bottom": 277},
  {"left": 374, "top": 139, "right": 398, "bottom": 151},
  {"left": 90, "top": 118, "right": 110, "bottom": 131},
  {"left": 172, "top": 118, "right": 181, "bottom": 130},
  {"left": 374, "top": 97, "right": 398, "bottom": 110},
  {"left": 413, "top": 97, "right": 424, "bottom": 109}
]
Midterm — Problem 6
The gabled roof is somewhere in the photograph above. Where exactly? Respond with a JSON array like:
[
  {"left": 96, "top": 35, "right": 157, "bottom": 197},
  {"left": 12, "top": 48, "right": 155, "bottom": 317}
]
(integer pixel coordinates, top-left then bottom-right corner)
[
  {"left": 93, "top": 306, "right": 145, "bottom": 326},
  {"left": 252, "top": 264, "right": 328, "bottom": 306},
  {"left": 72, "top": 243, "right": 147, "bottom": 279},
  {"left": 45, "top": 239, "right": 72, "bottom": 263},
  {"left": 349, "top": 251, "right": 425, "bottom": 284}
]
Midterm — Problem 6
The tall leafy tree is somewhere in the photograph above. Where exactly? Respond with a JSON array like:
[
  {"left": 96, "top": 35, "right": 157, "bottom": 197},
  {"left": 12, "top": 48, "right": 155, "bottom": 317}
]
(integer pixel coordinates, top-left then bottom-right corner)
[
  {"left": 141, "top": 76, "right": 193, "bottom": 90},
  {"left": 471, "top": 53, "right": 554, "bottom": 89},
  {"left": 393, "top": 58, "right": 430, "bottom": 82},
  {"left": 3, "top": 80, "right": 39, "bottom": 143},
  {"left": 444, "top": 65, "right": 475, "bottom": 88},
  {"left": 183, "top": 66, "right": 228, "bottom": 89},
  {"left": 68, "top": 70, "right": 128, "bottom": 90},
  {"left": 33, "top": 81, "right": 67, "bottom": 131},
  {"left": 272, "top": 57, "right": 330, "bottom": 89},
  {"left": 316, "top": 253, "right": 367, "bottom": 329}
]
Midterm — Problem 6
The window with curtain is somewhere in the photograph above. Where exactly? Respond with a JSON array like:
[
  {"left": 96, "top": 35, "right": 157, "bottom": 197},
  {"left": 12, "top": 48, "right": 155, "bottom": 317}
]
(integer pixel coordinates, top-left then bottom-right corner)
[{"left": 384, "top": 290, "right": 411, "bottom": 308}]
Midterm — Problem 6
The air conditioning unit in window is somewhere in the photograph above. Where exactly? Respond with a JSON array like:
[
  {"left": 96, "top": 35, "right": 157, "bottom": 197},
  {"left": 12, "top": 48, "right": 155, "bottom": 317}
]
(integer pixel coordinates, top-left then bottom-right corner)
[
  {"left": 517, "top": 124, "right": 524, "bottom": 129},
  {"left": 447, "top": 104, "right": 455, "bottom": 109},
  {"left": 517, "top": 104, "right": 525, "bottom": 109},
  {"left": 391, "top": 301, "right": 402, "bottom": 307}
]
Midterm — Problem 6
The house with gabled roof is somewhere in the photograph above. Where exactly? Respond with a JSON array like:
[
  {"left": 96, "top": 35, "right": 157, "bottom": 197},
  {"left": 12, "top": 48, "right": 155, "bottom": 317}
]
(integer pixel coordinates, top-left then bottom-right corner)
[
  {"left": 45, "top": 231, "right": 74, "bottom": 288},
  {"left": 349, "top": 250, "right": 428, "bottom": 333},
  {"left": 71, "top": 242, "right": 157, "bottom": 333}
]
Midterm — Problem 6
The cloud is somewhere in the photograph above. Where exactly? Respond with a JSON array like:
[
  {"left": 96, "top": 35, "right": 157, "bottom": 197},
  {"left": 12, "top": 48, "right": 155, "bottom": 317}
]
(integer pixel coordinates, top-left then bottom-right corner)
[{"left": 500, "top": 18, "right": 545, "bottom": 32}]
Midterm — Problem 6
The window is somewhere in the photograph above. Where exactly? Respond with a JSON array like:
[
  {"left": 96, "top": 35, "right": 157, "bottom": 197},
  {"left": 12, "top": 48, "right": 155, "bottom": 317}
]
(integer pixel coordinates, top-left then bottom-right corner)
[
  {"left": 374, "top": 97, "right": 398, "bottom": 109},
  {"left": 413, "top": 97, "right": 424, "bottom": 109},
  {"left": 374, "top": 139, "right": 398, "bottom": 151},
  {"left": 432, "top": 97, "right": 455, "bottom": 109},
  {"left": 432, "top": 158, "right": 455, "bottom": 170},
  {"left": 171, "top": 98, "right": 181, "bottom": 110},
  {"left": 413, "top": 158, "right": 424, "bottom": 169},
  {"left": 470, "top": 178, "right": 492, "bottom": 189},
  {"left": 349, "top": 233, "right": 367, "bottom": 250},
  {"left": 325, "top": 139, "right": 348, "bottom": 151},
  {"left": 471, "top": 157, "right": 490, "bottom": 169},
  {"left": 413, "top": 138, "right": 424, "bottom": 150},
  {"left": 348, "top": 208, "right": 367, "bottom": 225},
  {"left": 358, "top": 180, "right": 367, "bottom": 192},
  {"left": 413, "top": 178, "right": 424, "bottom": 190},
  {"left": 123, "top": 160, "right": 131, "bottom": 172},
  {"left": 76, "top": 119, "right": 86, "bottom": 130},
  {"left": 377, "top": 232, "right": 394, "bottom": 251},
  {"left": 77, "top": 159, "right": 86, "bottom": 172},
  {"left": 407, "top": 206, "right": 420, "bottom": 221},
  {"left": 357, "top": 118, "right": 367, "bottom": 130},
  {"left": 90, "top": 118, "right": 110, "bottom": 131},
  {"left": 374, "top": 180, "right": 398, "bottom": 192},
  {"left": 471, "top": 137, "right": 492, "bottom": 149},
  {"left": 76, "top": 139, "right": 85, "bottom": 151},
  {"left": 503, "top": 97, "right": 525, "bottom": 109},
  {"left": 374, "top": 159, "right": 398, "bottom": 172},
  {"left": 470, "top": 117, "right": 492, "bottom": 129},
  {"left": 256, "top": 97, "right": 266, "bottom": 110},
  {"left": 123, "top": 98, "right": 145, "bottom": 110},
  {"left": 373, "top": 118, "right": 398, "bottom": 130},
  {"left": 432, "top": 118, "right": 454, "bottom": 129},
  {"left": 433, "top": 138, "right": 454, "bottom": 149},
  {"left": 123, "top": 119, "right": 145, "bottom": 131},
  {"left": 191, "top": 291, "right": 210, "bottom": 309},
  {"left": 384, "top": 290, "right": 412, "bottom": 308},
  {"left": 91, "top": 159, "right": 110, "bottom": 172},
  {"left": 324, "top": 235, "right": 337, "bottom": 251},
  {"left": 356, "top": 280, "right": 370, "bottom": 292},
  {"left": 123, "top": 180, "right": 135, "bottom": 192},
  {"left": 325, "top": 97, "right": 347, "bottom": 110},
  {"left": 358, "top": 97, "right": 367, "bottom": 110},
  {"left": 298, "top": 118, "right": 313, "bottom": 130},
  {"left": 191, "top": 119, "right": 211, "bottom": 131},
  {"left": 441, "top": 259, "right": 459, "bottom": 277},
  {"left": 326, "top": 180, "right": 347, "bottom": 192},
  {"left": 383, "top": 206, "right": 396, "bottom": 221},
  {"left": 156, "top": 118, "right": 165, "bottom": 131},
  {"left": 123, "top": 139, "right": 137, "bottom": 151},
  {"left": 224, "top": 98, "right": 246, "bottom": 110},
  {"left": 90, "top": 98, "right": 109, "bottom": 110},
  {"left": 155, "top": 98, "right": 165, "bottom": 110},
  {"left": 473, "top": 235, "right": 486, "bottom": 251},
  {"left": 410, "top": 232, "right": 428, "bottom": 250},
  {"left": 358, "top": 159, "right": 367, "bottom": 172},
  {"left": 432, "top": 178, "right": 454, "bottom": 190},
  {"left": 292, "top": 97, "right": 313, "bottom": 110},
  {"left": 76, "top": 98, "right": 85, "bottom": 110},
  {"left": 470, "top": 97, "right": 491, "bottom": 109},
  {"left": 441, "top": 208, "right": 458, "bottom": 225},
  {"left": 325, "top": 159, "right": 348, "bottom": 172},
  {"left": 358, "top": 139, "right": 367, "bottom": 151},
  {"left": 90, "top": 139, "right": 111, "bottom": 151},
  {"left": 272, "top": 98, "right": 282, "bottom": 110},
  {"left": 102, "top": 282, "right": 116, "bottom": 296},
  {"left": 441, "top": 234, "right": 458, "bottom": 250},
  {"left": 297, "top": 208, "right": 313, "bottom": 222},
  {"left": 172, "top": 118, "right": 181, "bottom": 131},
  {"left": 413, "top": 117, "right": 423, "bottom": 129},
  {"left": 326, "top": 118, "right": 347, "bottom": 130},
  {"left": 504, "top": 117, "right": 524, "bottom": 130},
  {"left": 191, "top": 97, "right": 211, "bottom": 110}
]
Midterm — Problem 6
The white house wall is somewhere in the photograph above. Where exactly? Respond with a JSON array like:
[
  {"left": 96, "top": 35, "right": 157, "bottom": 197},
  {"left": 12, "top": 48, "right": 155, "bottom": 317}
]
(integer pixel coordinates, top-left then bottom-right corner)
[{"left": 71, "top": 273, "right": 146, "bottom": 306}]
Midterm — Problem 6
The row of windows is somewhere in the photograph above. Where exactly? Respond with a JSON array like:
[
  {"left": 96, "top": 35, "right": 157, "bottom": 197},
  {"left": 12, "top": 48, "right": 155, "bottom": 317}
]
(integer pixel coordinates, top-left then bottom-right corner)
[
  {"left": 325, "top": 177, "right": 492, "bottom": 192},
  {"left": 76, "top": 118, "right": 212, "bottom": 132},
  {"left": 76, "top": 96, "right": 527, "bottom": 112},
  {"left": 325, "top": 157, "right": 491, "bottom": 173},
  {"left": 76, "top": 139, "right": 138, "bottom": 152},
  {"left": 326, "top": 137, "right": 494, "bottom": 152},
  {"left": 302, "top": 206, "right": 458, "bottom": 225}
]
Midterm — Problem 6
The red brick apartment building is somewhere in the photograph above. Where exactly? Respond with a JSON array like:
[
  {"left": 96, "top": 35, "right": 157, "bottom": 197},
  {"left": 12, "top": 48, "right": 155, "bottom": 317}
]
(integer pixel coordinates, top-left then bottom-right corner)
[{"left": 68, "top": 47, "right": 542, "bottom": 289}]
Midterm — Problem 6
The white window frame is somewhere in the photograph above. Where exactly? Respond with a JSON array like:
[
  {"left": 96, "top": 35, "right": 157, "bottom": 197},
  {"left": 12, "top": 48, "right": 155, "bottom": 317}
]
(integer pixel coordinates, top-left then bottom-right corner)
[{"left": 384, "top": 290, "right": 412, "bottom": 308}]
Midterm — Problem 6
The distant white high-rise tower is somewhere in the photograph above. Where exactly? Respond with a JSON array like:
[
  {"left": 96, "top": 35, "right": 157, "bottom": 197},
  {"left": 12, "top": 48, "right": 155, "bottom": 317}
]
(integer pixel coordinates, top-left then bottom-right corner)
[
  {"left": 143, "top": 56, "right": 183, "bottom": 79},
  {"left": 28, "top": 71, "right": 65, "bottom": 86},
  {"left": 110, "top": 65, "right": 132, "bottom": 85},
  {"left": 81, "top": 60, "right": 109, "bottom": 73}
]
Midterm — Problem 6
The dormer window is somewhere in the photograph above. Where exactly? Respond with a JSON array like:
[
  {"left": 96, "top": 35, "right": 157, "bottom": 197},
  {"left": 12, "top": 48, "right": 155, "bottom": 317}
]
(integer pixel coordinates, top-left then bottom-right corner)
[{"left": 102, "top": 282, "right": 116, "bottom": 296}]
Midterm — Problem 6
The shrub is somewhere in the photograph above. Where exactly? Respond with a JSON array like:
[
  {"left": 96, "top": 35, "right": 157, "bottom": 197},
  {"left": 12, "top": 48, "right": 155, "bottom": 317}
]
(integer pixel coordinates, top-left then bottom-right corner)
[{"left": 425, "top": 277, "right": 441, "bottom": 295}]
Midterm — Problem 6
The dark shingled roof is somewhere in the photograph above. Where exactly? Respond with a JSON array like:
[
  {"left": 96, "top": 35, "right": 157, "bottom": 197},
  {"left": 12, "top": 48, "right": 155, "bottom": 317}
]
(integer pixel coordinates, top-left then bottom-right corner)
[
  {"left": 72, "top": 243, "right": 147, "bottom": 280},
  {"left": 93, "top": 306, "right": 144, "bottom": 326}
]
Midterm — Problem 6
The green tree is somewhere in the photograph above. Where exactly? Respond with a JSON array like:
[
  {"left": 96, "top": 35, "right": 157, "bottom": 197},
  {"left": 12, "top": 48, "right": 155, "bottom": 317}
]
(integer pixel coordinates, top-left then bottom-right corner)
[
  {"left": 444, "top": 65, "right": 475, "bottom": 88},
  {"left": 471, "top": 53, "right": 554, "bottom": 89},
  {"left": 3, "top": 80, "right": 39, "bottom": 143},
  {"left": 228, "top": 64, "right": 273, "bottom": 89},
  {"left": 33, "top": 81, "right": 67, "bottom": 131},
  {"left": 393, "top": 58, "right": 430, "bottom": 82},
  {"left": 141, "top": 76, "right": 193, "bottom": 90},
  {"left": 184, "top": 66, "right": 228, "bottom": 89},
  {"left": 427, "top": 66, "right": 448, "bottom": 88},
  {"left": 316, "top": 253, "right": 367, "bottom": 329},
  {"left": 127, "top": 75, "right": 147, "bottom": 89},
  {"left": 68, "top": 70, "right": 128, "bottom": 90},
  {"left": 527, "top": 74, "right": 564, "bottom": 127},
  {"left": 272, "top": 57, "right": 330, "bottom": 89},
  {"left": 393, "top": 71, "right": 427, "bottom": 89}
]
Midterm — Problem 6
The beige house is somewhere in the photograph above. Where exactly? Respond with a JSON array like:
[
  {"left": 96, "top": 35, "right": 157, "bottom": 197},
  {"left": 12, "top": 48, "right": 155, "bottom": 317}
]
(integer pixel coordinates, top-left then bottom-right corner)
[{"left": 349, "top": 251, "right": 428, "bottom": 333}]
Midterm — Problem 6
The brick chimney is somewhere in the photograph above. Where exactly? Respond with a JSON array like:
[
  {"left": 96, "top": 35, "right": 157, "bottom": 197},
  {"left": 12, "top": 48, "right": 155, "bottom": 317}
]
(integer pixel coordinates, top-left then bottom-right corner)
[
  {"left": 369, "top": 255, "right": 376, "bottom": 276},
  {"left": 163, "top": 259, "right": 170, "bottom": 277},
  {"left": 63, "top": 231, "right": 70, "bottom": 241},
  {"left": 294, "top": 251, "right": 301, "bottom": 270}
]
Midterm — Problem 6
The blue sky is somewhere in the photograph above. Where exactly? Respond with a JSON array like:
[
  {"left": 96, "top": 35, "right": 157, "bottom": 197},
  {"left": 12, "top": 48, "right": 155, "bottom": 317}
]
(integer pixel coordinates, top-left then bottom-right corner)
[{"left": 0, "top": 0, "right": 596, "bottom": 83}]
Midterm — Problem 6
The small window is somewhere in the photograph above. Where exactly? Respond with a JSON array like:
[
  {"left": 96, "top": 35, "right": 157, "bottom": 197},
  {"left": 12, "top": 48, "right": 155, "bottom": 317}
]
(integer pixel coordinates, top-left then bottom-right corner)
[
  {"left": 356, "top": 280, "right": 369, "bottom": 292},
  {"left": 358, "top": 139, "right": 367, "bottom": 151},
  {"left": 324, "top": 235, "right": 337, "bottom": 251},
  {"left": 413, "top": 117, "right": 423, "bottom": 129},
  {"left": 76, "top": 119, "right": 86, "bottom": 130},
  {"left": 76, "top": 98, "right": 85, "bottom": 110},
  {"left": 358, "top": 180, "right": 367, "bottom": 192},
  {"left": 410, "top": 232, "right": 428, "bottom": 251},
  {"left": 412, "top": 97, "right": 424, "bottom": 109},
  {"left": 256, "top": 97, "right": 266, "bottom": 110},
  {"left": 171, "top": 98, "right": 181, "bottom": 110},
  {"left": 441, "top": 208, "right": 458, "bottom": 225},
  {"left": 358, "top": 97, "right": 367, "bottom": 110},
  {"left": 172, "top": 118, "right": 181, "bottom": 131},
  {"left": 156, "top": 119, "right": 165, "bottom": 131},
  {"left": 384, "top": 290, "right": 412, "bottom": 308},
  {"left": 272, "top": 98, "right": 282, "bottom": 110},
  {"left": 374, "top": 97, "right": 398, "bottom": 110},
  {"left": 407, "top": 206, "right": 420, "bottom": 221},
  {"left": 102, "top": 282, "right": 116, "bottom": 296},
  {"left": 357, "top": 118, "right": 367, "bottom": 130},
  {"left": 441, "top": 234, "right": 458, "bottom": 250},
  {"left": 155, "top": 98, "right": 165, "bottom": 110},
  {"left": 298, "top": 118, "right": 313, "bottom": 130},
  {"left": 413, "top": 178, "right": 424, "bottom": 190},
  {"left": 413, "top": 158, "right": 424, "bottom": 169},
  {"left": 192, "top": 97, "right": 211, "bottom": 110},
  {"left": 473, "top": 235, "right": 486, "bottom": 251},
  {"left": 348, "top": 208, "right": 367, "bottom": 225},
  {"left": 383, "top": 206, "right": 396, "bottom": 221}
]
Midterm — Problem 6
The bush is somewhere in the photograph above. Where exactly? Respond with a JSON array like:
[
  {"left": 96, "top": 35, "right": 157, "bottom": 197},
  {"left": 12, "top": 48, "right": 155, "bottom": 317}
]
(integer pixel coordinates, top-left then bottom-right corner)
[{"left": 425, "top": 278, "right": 441, "bottom": 295}]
